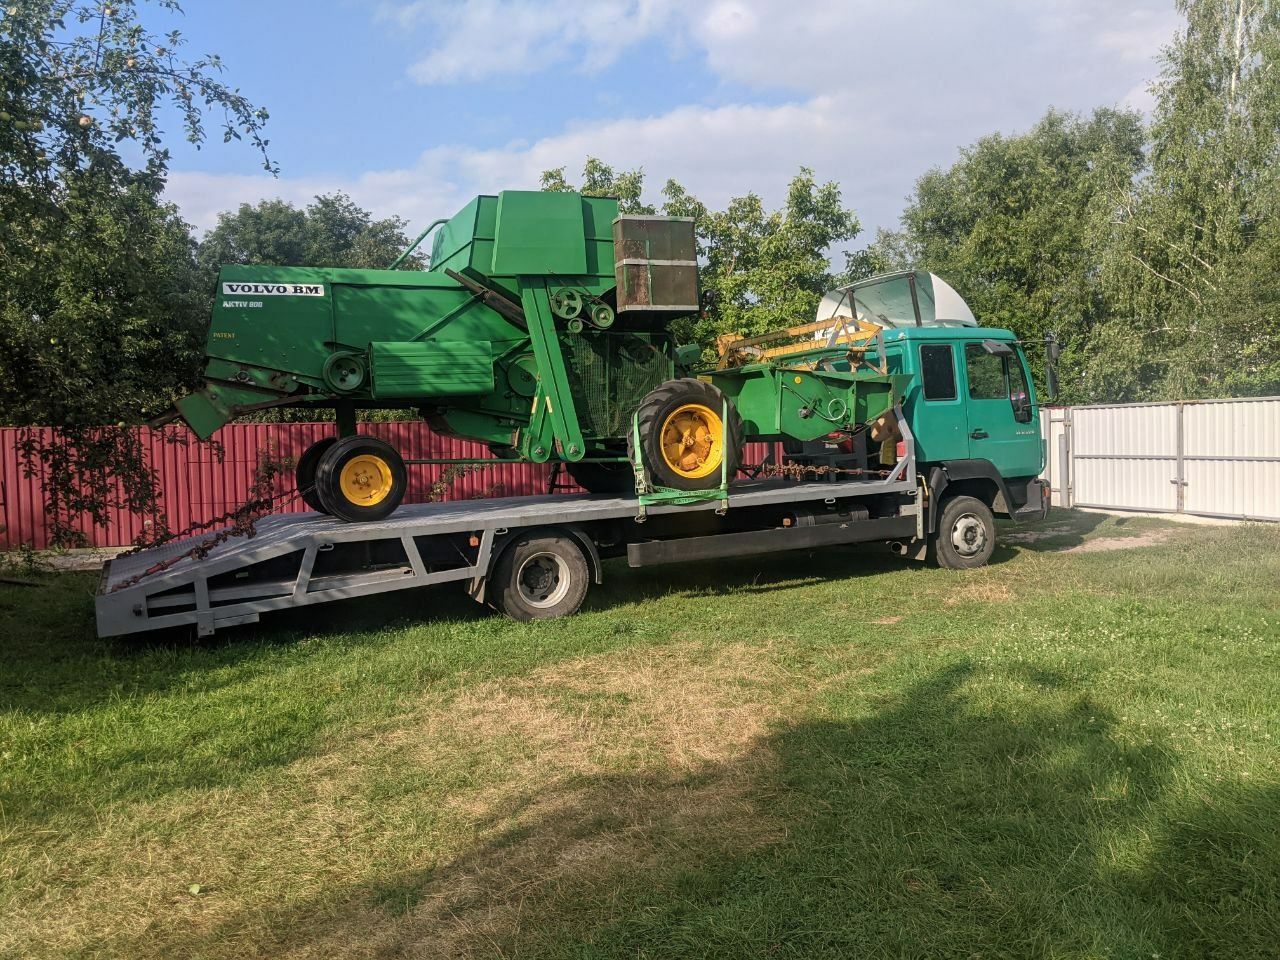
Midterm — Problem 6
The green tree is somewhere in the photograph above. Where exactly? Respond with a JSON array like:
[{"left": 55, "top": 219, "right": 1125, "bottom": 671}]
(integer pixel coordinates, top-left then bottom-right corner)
[
  {"left": 540, "top": 158, "right": 654, "bottom": 214},
  {"left": 1085, "top": 0, "right": 1280, "bottom": 400},
  {"left": 196, "top": 192, "right": 422, "bottom": 292},
  {"left": 663, "top": 169, "right": 860, "bottom": 351},
  {"left": 0, "top": 0, "right": 273, "bottom": 544},
  {"left": 872, "top": 108, "right": 1146, "bottom": 397},
  {"left": 543, "top": 159, "right": 861, "bottom": 354}
]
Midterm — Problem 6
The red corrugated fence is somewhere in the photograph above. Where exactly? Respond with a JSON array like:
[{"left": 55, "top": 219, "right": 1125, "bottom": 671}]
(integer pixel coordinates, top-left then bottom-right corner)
[{"left": 1, "top": 422, "right": 777, "bottom": 550}]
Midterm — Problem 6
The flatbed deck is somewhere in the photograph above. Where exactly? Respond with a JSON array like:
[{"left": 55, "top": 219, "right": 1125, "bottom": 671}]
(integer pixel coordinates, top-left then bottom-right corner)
[{"left": 98, "top": 468, "right": 920, "bottom": 638}]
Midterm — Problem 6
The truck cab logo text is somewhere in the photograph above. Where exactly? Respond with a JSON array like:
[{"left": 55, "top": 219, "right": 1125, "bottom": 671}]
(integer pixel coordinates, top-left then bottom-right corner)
[{"left": 221, "top": 282, "right": 325, "bottom": 297}]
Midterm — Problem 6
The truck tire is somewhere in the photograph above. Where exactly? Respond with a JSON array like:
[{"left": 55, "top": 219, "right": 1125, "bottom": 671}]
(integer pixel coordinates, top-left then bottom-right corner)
[
  {"left": 489, "top": 533, "right": 589, "bottom": 621},
  {"left": 633, "top": 378, "right": 744, "bottom": 491},
  {"left": 315, "top": 435, "right": 408, "bottom": 523},
  {"left": 931, "top": 495, "right": 996, "bottom": 569},
  {"left": 295, "top": 437, "right": 336, "bottom": 513}
]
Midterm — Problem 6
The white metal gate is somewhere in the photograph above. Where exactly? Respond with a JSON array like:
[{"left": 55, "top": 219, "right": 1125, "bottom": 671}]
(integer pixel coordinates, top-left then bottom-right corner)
[{"left": 1041, "top": 397, "right": 1280, "bottom": 521}]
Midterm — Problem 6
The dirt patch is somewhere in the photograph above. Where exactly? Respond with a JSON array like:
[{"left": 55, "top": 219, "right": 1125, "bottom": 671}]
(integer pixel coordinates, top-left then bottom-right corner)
[
  {"left": 1002, "top": 525, "right": 1078, "bottom": 544},
  {"left": 944, "top": 578, "right": 1014, "bottom": 607},
  {"left": 9, "top": 641, "right": 810, "bottom": 960},
  {"left": 1064, "top": 530, "right": 1173, "bottom": 553},
  {"left": 358, "top": 642, "right": 801, "bottom": 957}
]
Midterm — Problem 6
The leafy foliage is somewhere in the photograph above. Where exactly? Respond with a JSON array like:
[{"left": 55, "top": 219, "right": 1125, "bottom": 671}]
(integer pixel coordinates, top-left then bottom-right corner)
[
  {"left": 869, "top": 108, "right": 1146, "bottom": 396},
  {"left": 540, "top": 158, "right": 653, "bottom": 214},
  {"left": 0, "top": 0, "right": 272, "bottom": 544},
  {"left": 1084, "top": 0, "right": 1280, "bottom": 400},
  {"left": 196, "top": 192, "right": 423, "bottom": 292},
  {"left": 876, "top": 0, "right": 1280, "bottom": 402},
  {"left": 544, "top": 160, "right": 861, "bottom": 355}
]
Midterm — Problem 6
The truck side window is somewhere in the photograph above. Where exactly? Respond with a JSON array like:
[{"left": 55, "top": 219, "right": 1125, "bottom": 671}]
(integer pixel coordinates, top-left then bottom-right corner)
[
  {"left": 965, "top": 344, "right": 1007, "bottom": 400},
  {"left": 920, "top": 345, "right": 956, "bottom": 401}
]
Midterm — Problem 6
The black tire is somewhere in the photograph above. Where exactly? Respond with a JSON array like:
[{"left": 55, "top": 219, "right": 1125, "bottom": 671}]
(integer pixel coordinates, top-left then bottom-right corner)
[
  {"left": 633, "top": 378, "right": 744, "bottom": 491},
  {"left": 295, "top": 437, "right": 337, "bottom": 513},
  {"left": 931, "top": 495, "right": 996, "bottom": 569},
  {"left": 489, "top": 533, "right": 589, "bottom": 621},
  {"left": 565, "top": 457, "right": 635, "bottom": 494},
  {"left": 315, "top": 435, "right": 408, "bottom": 523}
]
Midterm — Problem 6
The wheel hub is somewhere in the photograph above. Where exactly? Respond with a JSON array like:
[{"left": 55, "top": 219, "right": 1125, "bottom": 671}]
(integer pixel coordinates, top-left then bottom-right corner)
[
  {"left": 660, "top": 403, "right": 723, "bottom": 479},
  {"left": 950, "top": 513, "right": 987, "bottom": 557},
  {"left": 516, "top": 553, "right": 570, "bottom": 608},
  {"left": 339, "top": 454, "right": 393, "bottom": 506}
]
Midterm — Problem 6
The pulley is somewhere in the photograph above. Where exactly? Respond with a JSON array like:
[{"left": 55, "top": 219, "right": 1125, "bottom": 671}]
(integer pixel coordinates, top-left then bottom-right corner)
[
  {"left": 322, "top": 351, "right": 367, "bottom": 393},
  {"left": 549, "top": 288, "right": 584, "bottom": 320}
]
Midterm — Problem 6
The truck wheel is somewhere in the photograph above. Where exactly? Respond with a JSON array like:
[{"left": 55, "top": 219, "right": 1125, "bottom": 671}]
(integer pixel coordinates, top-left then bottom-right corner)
[
  {"left": 315, "top": 435, "right": 407, "bottom": 522},
  {"left": 490, "top": 533, "right": 589, "bottom": 621},
  {"left": 931, "top": 495, "right": 996, "bottom": 569},
  {"left": 295, "top": 437, "right": 336, "bottom": 513},
  {"left": 565, "top": 456, "right": 634, "bottom": 494},
  {"left": 634, "top": 378, "right": 744, "bottom": 491}
]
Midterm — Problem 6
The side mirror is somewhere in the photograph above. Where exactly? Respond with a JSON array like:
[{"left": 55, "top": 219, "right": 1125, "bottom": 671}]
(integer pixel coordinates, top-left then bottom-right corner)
[{"left": 1044, "top": 332, "right": 1061, "bottom": 401}]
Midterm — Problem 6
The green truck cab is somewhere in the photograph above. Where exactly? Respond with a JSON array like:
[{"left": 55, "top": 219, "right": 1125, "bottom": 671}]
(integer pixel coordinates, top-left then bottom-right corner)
[
  {"left": 886, "top": 325, "right": 1049, "bottom": 538},
  {"left": 801, "top": 271, "right": 1051, "bottom": 566}
]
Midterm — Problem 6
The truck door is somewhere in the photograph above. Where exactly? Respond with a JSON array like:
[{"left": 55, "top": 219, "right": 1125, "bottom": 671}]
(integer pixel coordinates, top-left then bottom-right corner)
[
  {"left": 909, "top": 341, "right": 971, "bottom": 463},
  {"left": 962, "top": 341, "right": 1042, "bottom": 478}
]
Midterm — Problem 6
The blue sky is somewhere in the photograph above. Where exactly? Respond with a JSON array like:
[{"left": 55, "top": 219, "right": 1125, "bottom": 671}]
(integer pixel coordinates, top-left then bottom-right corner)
[{"left": 161, "top": 0, "right": 1183, "bottom": 245}]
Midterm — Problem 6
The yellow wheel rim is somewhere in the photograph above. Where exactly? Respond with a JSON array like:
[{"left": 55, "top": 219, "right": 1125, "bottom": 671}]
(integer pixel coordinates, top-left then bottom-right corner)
[
  {"left": 338, "top": 454, "right": 394, "bottom": 506},
  {"left": 660, "top": 403, "right": 724, "bottom": 479}
]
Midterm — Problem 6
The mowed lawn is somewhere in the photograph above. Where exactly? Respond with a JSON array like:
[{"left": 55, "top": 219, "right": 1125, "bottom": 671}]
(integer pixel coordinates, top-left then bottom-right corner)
[{"left": 1, "top": 510, "right": 1277, "bottom": 959}]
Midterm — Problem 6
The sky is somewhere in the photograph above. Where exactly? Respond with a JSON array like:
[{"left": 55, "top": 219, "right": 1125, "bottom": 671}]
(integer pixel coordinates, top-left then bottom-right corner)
[{"left": 160, "top": 0, "right": 1184, "bottom": 246}]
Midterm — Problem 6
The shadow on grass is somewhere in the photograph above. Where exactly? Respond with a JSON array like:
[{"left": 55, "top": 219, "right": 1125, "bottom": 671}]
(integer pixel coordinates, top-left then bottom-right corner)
[
  {"left": 120, "top": 661, "right": 1277, "bottom": 959},
  {"left": 992, "top": 507, "right": 1113, "bottom": 560},
  {"left": 1, "top": 506, "right": 1102, "bottom": 719}
]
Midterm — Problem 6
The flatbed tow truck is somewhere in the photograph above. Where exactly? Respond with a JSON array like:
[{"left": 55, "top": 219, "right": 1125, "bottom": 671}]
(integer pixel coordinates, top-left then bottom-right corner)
[
  {"left": 97, "top": 418, "right": 926, "bottom": 637},
  {"left": 97, "top": 269, "right": 1054, "bottom": 639}
]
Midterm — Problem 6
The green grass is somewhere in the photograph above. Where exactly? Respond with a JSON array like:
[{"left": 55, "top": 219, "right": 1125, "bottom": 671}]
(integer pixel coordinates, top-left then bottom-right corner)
[{"left": 1, "top": 509, "right": 1277, "bottom": 959}]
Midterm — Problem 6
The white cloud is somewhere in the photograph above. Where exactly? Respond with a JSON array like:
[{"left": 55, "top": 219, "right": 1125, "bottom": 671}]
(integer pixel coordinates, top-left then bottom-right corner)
[
  {"left": 168, "top": 98, "right": 845, "bottom": 234},
  {"left": 170, "top": 0, "right": 1183, "bottom": 240},
  {"left": 381, "top": 0, "right": 680, "bottom": 84}
]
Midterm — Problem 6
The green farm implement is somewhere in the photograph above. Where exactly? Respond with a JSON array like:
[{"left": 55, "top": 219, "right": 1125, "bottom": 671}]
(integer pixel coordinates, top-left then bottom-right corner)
[{"left": 164, "top": 190, "right": 902, "bottom": 521}]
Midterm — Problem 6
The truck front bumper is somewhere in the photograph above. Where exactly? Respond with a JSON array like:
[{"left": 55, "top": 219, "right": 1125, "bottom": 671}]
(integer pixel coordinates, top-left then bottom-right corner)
[{"left": 1012, "top": 478, "right": 1051, "bottom": 523}]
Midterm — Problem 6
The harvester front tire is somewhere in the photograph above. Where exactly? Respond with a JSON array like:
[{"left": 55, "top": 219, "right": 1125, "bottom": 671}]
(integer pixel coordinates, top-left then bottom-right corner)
[
  {"left": 489, "top": 533, "right": 589, "bottom": 621},
  {"left": 931, "top": 495, "right": 995, "bottom": 569},
  {"left": 634, "top": 379, "right": 744, "bottom": 491},
  {"left": 296, "top": 437, "right": 336, "bottom": 514},
  {"left": 315, "top": 436, "right": 407, "bottom": 523}
]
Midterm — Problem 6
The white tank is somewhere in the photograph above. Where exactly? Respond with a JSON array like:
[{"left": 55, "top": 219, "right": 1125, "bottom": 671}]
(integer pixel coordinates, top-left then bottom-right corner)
[{"left": 816, "top": 271, "right": 977, "bottom": 328}]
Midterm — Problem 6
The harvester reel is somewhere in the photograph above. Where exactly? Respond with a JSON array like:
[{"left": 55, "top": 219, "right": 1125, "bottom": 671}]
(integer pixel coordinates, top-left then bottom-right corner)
[
  {"left": 549, "top": 287, "right": 584, "bottom": 320},
  {"left": 322, "top": 352, "right": 367, "bottom": 394}
]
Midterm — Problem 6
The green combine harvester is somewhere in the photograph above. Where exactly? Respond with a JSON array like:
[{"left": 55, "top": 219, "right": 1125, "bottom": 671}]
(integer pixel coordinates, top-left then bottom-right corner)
[{"left": 165, "top": 190, "right": 901, "bottom": 521}]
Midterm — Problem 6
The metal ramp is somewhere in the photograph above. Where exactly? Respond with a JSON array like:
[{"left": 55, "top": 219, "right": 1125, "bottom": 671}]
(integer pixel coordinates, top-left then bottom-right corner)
[{"left": 98, "top": 467, "right": 919, "bottom": 638}]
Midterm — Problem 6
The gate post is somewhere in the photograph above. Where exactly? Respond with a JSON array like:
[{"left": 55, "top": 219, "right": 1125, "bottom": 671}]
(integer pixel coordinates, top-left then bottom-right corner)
[
  {"left": 1175, "top": 401, "right": 1186, "bottom": 513},
  {"left": 1060, "top": 408, "right": 1073, "bottom": 508}
]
